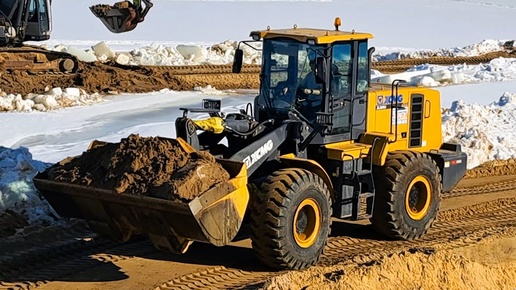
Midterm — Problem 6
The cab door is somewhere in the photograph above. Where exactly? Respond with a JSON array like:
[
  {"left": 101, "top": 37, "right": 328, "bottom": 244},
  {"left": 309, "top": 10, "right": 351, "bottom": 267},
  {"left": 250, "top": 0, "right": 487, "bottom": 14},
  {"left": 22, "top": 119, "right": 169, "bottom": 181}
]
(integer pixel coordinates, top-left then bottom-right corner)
[
  {"left": 24, "top": 0, "right": 51, "bottom": 41},
  {"left": 350, "top": 41, "right": 369, "bottom": 140}
]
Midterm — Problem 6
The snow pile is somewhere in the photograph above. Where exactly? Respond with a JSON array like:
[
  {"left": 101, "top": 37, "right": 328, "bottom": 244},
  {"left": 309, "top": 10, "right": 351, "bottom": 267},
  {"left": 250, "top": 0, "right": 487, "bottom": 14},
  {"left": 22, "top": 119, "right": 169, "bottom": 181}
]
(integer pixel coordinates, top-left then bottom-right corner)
[
  {"left": 55, "top": 40, "right": 262, "bottom": 66},
  {"left": 0, "top": 87, "right": 104, "bottom": 112},
  {"left": 0, "top": 147, "right": 57, "bottom": 225},
  {"left": 374, "top": 39, "right": 513, "bottom": 61},
  {"left": 53, "top": 39, "right": 513, "bottom": 68},
  {"left": 372, "top": 57, "right": 516, "bottom": 87},
  {"left": 442, "top": 92, "right": 516, "bottom": 169}
]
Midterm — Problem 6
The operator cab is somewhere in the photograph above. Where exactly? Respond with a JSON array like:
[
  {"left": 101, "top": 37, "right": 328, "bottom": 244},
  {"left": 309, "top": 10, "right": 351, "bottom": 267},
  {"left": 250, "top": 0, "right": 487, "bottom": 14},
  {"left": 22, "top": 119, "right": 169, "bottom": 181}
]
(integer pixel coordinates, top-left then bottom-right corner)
[
  {"left": 0, "top": 0, "right": 51, "bottom": 44},
  {"left": 234, "top": 18, "right": 374, "bottom": 144}
]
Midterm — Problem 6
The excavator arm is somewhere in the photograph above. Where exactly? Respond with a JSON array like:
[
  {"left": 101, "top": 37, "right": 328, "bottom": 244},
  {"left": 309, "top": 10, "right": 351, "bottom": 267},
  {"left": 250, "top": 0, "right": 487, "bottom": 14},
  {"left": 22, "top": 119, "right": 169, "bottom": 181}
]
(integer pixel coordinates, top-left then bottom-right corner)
[{"left": 90, "top": 0, "right": 153, "bottom": 33}]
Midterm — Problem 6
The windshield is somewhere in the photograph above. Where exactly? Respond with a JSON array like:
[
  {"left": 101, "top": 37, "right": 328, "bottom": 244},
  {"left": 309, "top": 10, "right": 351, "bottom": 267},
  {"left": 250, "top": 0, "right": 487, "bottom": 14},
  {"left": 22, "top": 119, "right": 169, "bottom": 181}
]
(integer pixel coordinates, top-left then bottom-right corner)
[
  {"left": 0, "top": 0, "right": 18, "bottom": 19},
  {"left": 258, "top": 39, "right": 325, "bottom": 118}
]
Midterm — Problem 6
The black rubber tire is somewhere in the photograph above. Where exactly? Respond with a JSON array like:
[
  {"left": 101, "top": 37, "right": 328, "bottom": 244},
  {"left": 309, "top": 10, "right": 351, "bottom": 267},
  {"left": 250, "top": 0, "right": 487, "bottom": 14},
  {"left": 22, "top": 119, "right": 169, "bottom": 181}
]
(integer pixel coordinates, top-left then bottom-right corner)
[
  {"left": 249, "top": 168, "right": 332, "bottom": 270},
  {"left": 370, "top": 151, "right": 442, "bottom": 240}
]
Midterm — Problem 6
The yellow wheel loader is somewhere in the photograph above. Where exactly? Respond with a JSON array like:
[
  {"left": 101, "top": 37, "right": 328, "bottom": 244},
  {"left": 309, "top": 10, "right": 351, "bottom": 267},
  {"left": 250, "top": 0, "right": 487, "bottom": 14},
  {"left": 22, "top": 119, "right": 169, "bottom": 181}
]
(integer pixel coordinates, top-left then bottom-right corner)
[{"left": 33, "top": 18, "right": 467, "bottom": 270}]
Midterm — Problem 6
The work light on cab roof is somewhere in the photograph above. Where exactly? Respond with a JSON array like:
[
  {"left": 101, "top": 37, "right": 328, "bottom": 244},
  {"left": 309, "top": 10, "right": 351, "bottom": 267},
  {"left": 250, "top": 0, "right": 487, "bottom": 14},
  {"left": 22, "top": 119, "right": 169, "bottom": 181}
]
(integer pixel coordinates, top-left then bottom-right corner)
[{"left": 248, "top": 17, "right": 373, "bottom": 45}]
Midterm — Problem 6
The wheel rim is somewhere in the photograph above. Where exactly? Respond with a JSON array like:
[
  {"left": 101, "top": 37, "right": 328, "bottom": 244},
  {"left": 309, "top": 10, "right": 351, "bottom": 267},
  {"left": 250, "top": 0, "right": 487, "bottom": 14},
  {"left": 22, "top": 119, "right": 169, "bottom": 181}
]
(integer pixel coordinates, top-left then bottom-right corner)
[
  {"left": 293, "top": 198, "right": 321, "bottom": 248},
  {"left": 405, "top": 175, "right": 432, "bottom": 221}
]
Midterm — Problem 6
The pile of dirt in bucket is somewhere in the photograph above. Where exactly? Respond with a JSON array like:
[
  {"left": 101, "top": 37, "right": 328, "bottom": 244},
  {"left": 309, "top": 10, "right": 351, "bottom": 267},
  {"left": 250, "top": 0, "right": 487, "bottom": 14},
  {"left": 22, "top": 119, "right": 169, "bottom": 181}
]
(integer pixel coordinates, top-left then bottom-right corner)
[{"left": 45, "top": 134, "right": 230, "bottom": 202}]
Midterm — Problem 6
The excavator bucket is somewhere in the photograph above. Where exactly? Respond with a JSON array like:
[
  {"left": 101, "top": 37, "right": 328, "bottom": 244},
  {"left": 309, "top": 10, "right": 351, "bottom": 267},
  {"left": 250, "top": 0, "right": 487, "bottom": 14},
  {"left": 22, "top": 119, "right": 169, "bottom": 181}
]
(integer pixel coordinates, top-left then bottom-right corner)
[
  {"left": 90, "top": 0, "right": 154, "bottom": 33},
  {"left": 33, "top": 137, "right": 250, "bottom": 254},
  {"left": 90, "top": 3, "right": 137, "bottom": 33}
]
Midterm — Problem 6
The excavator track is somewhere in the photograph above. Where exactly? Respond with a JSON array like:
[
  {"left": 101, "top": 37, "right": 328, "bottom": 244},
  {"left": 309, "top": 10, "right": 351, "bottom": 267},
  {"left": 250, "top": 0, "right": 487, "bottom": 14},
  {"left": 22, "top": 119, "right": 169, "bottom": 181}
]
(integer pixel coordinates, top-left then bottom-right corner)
[
  {"left": 1, "top": 48, "right": 514, "bottom": 96},
  {"left": 0, "top": 45, "right": 79, "bottom": 74}
]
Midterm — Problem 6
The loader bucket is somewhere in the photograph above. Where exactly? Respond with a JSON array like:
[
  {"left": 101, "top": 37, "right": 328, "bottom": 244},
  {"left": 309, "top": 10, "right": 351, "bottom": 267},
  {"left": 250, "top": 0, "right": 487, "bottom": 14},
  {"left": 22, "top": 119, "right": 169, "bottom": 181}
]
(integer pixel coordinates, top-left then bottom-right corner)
[
  {"left": 33, "top": 145, "right": 249, "bottom": 254},
  {"left": 89, "top": 5, "right": 138, "bottom": 33}
]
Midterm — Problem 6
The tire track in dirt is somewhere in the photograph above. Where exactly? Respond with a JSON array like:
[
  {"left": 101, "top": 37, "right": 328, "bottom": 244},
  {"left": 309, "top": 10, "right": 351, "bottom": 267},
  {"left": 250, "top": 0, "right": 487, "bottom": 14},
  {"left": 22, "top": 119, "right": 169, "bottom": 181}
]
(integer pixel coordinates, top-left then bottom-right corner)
[
  {"left": 152, "top": 199, "right": 516, "bottom": 290},
  {"left": 447, "top": 178, "right": 516, "bottom": 197},
  {"left": 2, "top": 51, "right": 514, "bottom": 95},
  {"left": 1, "top": 186, "right": 514, "bottom": 289}
]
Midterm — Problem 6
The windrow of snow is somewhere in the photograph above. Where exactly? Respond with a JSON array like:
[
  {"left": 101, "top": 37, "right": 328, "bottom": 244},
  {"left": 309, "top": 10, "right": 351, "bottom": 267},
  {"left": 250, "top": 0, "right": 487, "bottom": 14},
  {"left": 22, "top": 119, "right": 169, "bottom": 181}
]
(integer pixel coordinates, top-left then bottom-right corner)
[
  {"left": 442, "top": 92, "right": 516, "bottom": 169},
  {"left": 0, "top": 87, "right": 104, "bottom": 113},
  {"left": 0, "top": 147, "right": 57, "bottom": 225},
  {"left": 0, "top": 85, "right": 233, "bottom": 113},
  {"left": 371, "top": 57, "right": 516, "bottom": 87},
  {"left": 53, "top": 40, "right": 262, "bottom": 66},
  {"left": 51, "top": 39, "right": 513, "bottom": 67},
  {"left": 373, "top": 39, "right": 514, "bottom": 61}
]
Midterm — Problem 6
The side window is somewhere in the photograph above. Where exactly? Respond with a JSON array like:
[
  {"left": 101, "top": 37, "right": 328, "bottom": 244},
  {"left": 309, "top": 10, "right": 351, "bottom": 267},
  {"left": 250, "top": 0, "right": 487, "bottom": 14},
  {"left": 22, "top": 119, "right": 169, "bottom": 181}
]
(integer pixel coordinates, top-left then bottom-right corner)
[
  {"left": 37, "top": 0, "right": 50, "bottom": 30},
  {"left": 269, "top": 53, "right": 288, "bottom": 87},
  {"left": 330, "top": 43, "right": 353, "bottom": 135},
  {"left": 0, "top": 0, "right": 18, "bottom": 18},
  {"left": 28, "top": 0, "right": 37, "bottom": 22},
  {"left": 356, "top": 41, "right": 369, "bottom": 93},
  {"left": 331, "top": 44, "right": 352, "bottom": 98}
]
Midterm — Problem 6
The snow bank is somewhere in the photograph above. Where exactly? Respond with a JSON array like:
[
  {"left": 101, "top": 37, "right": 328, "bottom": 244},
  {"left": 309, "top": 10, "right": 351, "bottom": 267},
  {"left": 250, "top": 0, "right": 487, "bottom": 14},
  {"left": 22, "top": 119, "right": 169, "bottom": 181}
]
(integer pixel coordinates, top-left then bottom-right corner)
[
  {"left": 371, "top": 57, "right": 516, "bottom": 87},
  {"left": 374, "top": 39, "right": 513, "bottom": 61},
  {"left": 0, "top": 147, "right": 57, "bottom": 225},
  {"left": 442, "top": 92, "right": 516, "bottom": 169},
  {"left": 56, "top": 39, "right": 512, "bottom": 67},
  {"left": 57, "top": 40, "right": 262, "bottom": 66},
  {"left": 0, "top": 87, "right": 104, "bottom": 112}
]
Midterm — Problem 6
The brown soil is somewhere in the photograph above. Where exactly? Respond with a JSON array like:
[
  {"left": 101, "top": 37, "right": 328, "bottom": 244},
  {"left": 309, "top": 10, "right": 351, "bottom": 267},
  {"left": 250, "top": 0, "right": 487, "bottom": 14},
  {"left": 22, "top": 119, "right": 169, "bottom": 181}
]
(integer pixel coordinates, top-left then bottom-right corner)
[
  {"left": 0, "top": 49, "right": 513, "bottom": 96},
  {"left": 0, "top": 61, "right": 260, "bottom": 96},
  {"left": 90, "top": 4, "right": 113, "bottom": 17},
  {"left": 465, "top": 158, "right": 516, "bottom": 179},
  {"left": 0, "top": 210, "right": 29, "bottom": 238},
  {"left": 45, "top": 134, "right": 229, "bottom": 201},
  {"left": 264, "top": 244, "right": 516, "bottom": 290}
]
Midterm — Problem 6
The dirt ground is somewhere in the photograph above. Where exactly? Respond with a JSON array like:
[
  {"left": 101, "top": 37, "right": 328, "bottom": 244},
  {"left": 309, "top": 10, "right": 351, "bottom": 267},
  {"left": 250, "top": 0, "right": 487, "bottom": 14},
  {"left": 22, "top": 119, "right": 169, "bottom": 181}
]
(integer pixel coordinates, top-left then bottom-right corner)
[
  {"left": 46, "top": 134, "right": 229, "bottom": 201},
  {"left": 1, "top": 50, "right": 514, "bottom": 96},
  {"left": 0, "top": 61, "right": 261, "bottom": 96},
  {"left": 465, "top": 158, "right": 516, "bottom": 178},
  {"left": 0, "top": 210, "right": 28, "bottom": 238},
  {"left": 264, "top": 234, "right": 516, "bottom": 290}
]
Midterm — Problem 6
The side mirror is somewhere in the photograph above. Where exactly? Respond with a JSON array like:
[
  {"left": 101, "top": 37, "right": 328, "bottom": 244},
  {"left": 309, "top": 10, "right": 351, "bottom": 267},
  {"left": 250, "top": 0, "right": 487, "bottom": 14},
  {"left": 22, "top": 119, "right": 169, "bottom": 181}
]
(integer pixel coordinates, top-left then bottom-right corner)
[
  {"left": 232, "top": 49, "right": 244, "bottom": 73},
  {"left": 315, "top": 57, "right": 326, "bottom": 84}
]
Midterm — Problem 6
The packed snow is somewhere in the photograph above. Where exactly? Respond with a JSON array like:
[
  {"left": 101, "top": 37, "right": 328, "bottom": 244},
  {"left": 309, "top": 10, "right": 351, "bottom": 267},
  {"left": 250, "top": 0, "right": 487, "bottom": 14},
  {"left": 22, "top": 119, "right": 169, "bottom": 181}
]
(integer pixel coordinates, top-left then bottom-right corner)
[
  {"left": 443, "top": 92, "right": 516, "bottom": 168},
  {"left": 0, "top": 147, "right": 57, "bottom": 225},
  {"left": 0, "top": 87, "right": 104, "bottom": 112},
  {"left": 373, "top": 39, "right": 513, "bottom": 61}
]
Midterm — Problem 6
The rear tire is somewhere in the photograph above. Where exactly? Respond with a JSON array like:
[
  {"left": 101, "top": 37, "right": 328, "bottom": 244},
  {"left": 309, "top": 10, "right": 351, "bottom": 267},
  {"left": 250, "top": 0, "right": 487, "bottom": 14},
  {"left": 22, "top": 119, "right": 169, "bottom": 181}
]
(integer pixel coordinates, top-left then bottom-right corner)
[
  {"left": 249, "top": 168, "right": 332, "bottom": 270},
  {"left": 371, "top": 151, "right": 441, "bottom": 240}
]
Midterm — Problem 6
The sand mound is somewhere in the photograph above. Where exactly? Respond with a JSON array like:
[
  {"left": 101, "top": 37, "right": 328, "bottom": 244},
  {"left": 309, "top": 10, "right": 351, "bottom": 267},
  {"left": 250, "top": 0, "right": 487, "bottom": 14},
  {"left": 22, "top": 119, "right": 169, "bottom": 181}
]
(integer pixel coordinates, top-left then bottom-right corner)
[
  {"left": 264, "top": 237, "right": 516, "bottom": 290},
  {"left": 465, "top": 158, "right": 516, "bottom": 179},
  {"left": 46, "top": 134, "right": 229, "bottom": 202}
]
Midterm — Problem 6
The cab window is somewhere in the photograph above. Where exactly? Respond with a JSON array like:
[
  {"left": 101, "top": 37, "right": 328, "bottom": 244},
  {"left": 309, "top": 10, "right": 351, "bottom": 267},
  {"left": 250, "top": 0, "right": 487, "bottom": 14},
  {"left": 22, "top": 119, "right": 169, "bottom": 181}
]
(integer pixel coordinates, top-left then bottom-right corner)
[
  {"left": 330, "top": 43, "right": 352, "bottom": 134},
  {"left": 356, "top": 41, "right": 369, "bottom": 93}
]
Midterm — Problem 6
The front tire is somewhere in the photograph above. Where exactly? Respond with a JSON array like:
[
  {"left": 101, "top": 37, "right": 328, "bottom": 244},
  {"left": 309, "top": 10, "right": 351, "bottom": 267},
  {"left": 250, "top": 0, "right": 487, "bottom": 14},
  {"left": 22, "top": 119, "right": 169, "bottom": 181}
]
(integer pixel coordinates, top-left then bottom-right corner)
[
  {"left": 371, "top": 151, "right": 441, "bottom": 240},
  {"left": 249, "top": 168, "right": 332, "bottom": 270}
]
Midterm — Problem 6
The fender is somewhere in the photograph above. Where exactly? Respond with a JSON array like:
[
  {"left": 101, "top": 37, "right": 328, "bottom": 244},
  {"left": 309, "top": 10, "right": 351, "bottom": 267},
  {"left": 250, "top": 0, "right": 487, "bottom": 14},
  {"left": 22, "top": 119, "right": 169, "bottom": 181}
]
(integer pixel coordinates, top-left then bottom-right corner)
[{"left": 279, "top": 154, "right": 335, "bottom": 201}]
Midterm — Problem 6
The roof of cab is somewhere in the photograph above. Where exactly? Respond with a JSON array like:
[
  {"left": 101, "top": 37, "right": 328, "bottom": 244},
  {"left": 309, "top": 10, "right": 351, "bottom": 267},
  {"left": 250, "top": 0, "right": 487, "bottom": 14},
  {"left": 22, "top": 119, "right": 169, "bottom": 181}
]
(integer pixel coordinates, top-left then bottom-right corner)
[{"left": 250, "top": 28, "right": 374, "bottom": 44}]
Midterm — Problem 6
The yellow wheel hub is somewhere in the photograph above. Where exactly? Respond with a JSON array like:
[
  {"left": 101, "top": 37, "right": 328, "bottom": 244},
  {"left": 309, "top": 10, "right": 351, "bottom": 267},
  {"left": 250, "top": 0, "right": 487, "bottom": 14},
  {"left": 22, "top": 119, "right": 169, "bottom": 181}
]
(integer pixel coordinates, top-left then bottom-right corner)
[
  {"left": 405, "top": 175, "right": 432, "bottom": 221},
  {"left": 293, "top": 198, "right": 321, "bottom": 248}
]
